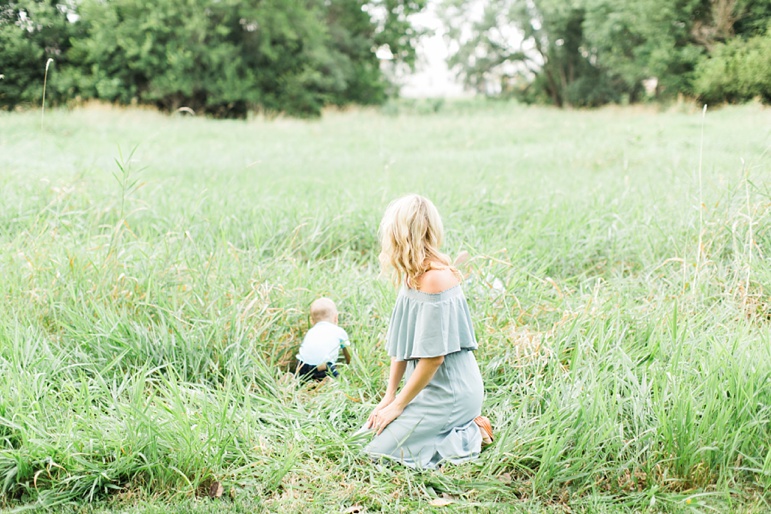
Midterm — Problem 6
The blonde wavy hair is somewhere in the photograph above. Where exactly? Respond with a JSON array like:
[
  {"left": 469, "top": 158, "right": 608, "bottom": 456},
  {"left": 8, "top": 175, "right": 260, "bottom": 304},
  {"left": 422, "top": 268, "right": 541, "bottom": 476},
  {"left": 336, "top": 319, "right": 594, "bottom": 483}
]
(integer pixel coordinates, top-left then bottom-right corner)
[{"left": 379, "top": 194, "right": 460, "bottom": 289}]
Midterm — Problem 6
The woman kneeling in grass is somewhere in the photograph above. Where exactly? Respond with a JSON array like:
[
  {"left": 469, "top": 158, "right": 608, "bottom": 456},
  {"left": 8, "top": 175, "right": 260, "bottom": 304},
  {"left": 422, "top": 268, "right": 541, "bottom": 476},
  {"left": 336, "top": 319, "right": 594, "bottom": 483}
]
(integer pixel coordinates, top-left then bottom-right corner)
[{"left": 363, "top": 194, "right": 493, "bottom": 468}]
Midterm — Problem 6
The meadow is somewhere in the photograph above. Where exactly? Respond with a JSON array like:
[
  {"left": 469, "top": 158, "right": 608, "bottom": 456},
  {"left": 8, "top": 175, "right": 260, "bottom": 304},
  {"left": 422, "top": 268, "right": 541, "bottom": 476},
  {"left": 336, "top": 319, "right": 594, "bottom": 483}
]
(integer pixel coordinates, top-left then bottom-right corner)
[{"left": 0, "top": 101, "right": 769, "bottom": 513}]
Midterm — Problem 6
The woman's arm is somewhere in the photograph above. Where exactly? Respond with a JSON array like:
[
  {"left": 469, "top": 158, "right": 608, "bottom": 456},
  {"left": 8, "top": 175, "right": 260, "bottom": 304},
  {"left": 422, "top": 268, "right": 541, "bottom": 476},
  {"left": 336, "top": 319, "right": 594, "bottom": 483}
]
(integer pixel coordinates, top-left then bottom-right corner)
[
  {"left": 384, "top": 357, "right": 407, "bottom": 399},
  {"left": 366, "top": 358, "right": 407, "bottom": 428},
  {"left": 370, "top": 355, "right": 445, "bottom": 435},
  {"left": 392, "top": 356, "right": 443, "bottom": 409}
]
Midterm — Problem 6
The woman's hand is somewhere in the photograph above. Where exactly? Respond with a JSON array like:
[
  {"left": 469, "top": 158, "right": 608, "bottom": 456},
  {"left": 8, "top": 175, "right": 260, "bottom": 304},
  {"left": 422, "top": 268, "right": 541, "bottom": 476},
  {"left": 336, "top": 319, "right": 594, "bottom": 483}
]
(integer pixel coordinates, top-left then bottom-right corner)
[
  {"left": 366, "top": 394, "right": 395, "bottom": 429},
  {"left": 367, "top": 356, "right": 444, "bottom": 435},
  {"left": 365, "top": 358, "right": 408, "bottom": 434},
  {"left": 368, "top": 401, "right": 404, "bottom": 435}
]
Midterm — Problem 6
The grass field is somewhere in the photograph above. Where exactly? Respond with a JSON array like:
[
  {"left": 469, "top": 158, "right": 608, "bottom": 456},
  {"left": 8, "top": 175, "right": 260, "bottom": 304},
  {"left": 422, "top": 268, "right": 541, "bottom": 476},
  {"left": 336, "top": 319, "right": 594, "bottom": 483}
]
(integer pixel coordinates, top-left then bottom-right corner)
[{"left": 0, "top": 101, "right": 769, "bottom": 513}]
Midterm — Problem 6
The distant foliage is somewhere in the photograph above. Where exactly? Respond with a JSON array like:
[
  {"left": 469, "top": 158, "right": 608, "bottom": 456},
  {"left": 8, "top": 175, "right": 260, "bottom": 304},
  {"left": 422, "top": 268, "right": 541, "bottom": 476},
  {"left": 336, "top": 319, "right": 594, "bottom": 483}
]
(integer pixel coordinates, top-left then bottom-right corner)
[
  {"left": 0, "top": 0, "right": 74, "bottom": 107},
  {"left": 694, "top": 28, "right": 771, "bottom": 104},
  {"left": 0, "top": 0, "right": 426, "bottom": 117},
  {"left": 441, "top": 0, "right": 771, "bottom": 107}
]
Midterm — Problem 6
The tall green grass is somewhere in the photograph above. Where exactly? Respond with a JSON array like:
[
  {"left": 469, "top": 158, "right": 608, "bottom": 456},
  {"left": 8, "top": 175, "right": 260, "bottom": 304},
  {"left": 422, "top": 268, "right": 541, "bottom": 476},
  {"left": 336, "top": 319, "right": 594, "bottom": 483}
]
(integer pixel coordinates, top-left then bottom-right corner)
[{"left": 0, "top": 101, "right": 769, "bottom": 512}]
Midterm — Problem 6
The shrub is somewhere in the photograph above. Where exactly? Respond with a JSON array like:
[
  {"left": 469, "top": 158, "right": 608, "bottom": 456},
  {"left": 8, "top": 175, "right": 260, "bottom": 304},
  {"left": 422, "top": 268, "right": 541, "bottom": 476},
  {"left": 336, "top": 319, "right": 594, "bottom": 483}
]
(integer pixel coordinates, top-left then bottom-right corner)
[{"left": 693, "top": 29, "right": 771, "bottom": 104}]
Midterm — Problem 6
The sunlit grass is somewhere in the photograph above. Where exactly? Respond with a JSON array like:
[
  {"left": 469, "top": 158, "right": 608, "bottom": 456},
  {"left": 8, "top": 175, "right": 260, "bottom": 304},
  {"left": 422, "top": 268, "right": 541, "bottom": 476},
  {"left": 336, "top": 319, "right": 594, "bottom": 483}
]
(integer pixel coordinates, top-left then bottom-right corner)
[{"left": 0, "top": 100, "right": 769, "bottom": 512}]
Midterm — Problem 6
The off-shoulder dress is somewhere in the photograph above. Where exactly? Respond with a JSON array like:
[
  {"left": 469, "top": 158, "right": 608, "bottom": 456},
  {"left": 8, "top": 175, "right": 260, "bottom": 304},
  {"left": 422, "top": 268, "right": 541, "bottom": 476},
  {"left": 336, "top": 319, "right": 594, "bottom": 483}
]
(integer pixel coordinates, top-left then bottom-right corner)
[{"left": 363, "top": 284, "right": 484, "bottom": 468}]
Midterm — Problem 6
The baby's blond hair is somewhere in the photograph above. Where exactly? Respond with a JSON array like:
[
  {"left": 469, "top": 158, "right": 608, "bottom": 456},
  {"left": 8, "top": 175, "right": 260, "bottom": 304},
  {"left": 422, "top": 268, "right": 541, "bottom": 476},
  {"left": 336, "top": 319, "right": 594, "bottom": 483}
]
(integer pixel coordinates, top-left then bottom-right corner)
[
  {"left": 379, "top": 194, "right": 458, "bottom": 289},
  {"left": 310, "top": 297, "right": 337, "bottom": 324}
]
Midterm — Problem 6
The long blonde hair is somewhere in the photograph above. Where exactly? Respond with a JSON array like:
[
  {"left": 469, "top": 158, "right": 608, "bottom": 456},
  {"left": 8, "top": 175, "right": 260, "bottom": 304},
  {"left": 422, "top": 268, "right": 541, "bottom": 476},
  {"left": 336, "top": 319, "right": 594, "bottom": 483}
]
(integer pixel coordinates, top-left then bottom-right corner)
[{"left": 379, "top": 194, "right": 458, "bottom": 289}]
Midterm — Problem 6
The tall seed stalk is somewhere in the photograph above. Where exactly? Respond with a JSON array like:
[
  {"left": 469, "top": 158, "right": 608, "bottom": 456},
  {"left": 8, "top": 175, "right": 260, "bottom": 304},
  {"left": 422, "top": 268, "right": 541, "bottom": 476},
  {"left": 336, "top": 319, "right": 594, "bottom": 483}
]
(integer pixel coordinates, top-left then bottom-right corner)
[
  {"left": 694, "top": 104, "right": 707, "bottom": 287},
  {"left": 742, "top": 158, "right": 753, "bottom": 298},
  {"left": 41, "top": 58, "right": 54, "bottom": 131}
]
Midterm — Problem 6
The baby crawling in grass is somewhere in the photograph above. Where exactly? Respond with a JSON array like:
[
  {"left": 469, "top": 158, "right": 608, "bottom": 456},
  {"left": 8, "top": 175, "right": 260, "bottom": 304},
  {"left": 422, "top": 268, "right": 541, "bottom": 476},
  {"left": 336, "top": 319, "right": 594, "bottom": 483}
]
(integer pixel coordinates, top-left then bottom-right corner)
[{"left": 295, "top": 297, "right": 351, "bottom": 382}]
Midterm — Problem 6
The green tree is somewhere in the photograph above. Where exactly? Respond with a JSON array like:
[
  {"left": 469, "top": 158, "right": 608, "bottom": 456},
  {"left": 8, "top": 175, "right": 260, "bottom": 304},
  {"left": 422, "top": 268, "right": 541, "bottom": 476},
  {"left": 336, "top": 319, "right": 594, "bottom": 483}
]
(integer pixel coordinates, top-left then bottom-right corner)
[
  {"left": 694, "top": 25, "right": 771, "bottom": 103},
  {"left": 62, "top": 0, "right": 334, "bottom": 116},
  {"left": 371, "top": 0, "right": 427, "bottom": 67},
  {"left": 325, "top": 0, "right": 389, "bottom": 106},
  {"left": 442, "top": 0, "right": 618, "bottom": 107},
  {"left": 0, "top": 0, "right": 72, "bottom": 108},
  {"left": 581, "top": 0, "right": 711, "bottom": 99},
  {"left": 441, "top": 0, "right": 770, "bottom": 106},
  {"left": 1, "top": 0, "right": 427, "bottom": 116},
  {"left": 732, "top": 0, "right": 771, "bottom": 36}
]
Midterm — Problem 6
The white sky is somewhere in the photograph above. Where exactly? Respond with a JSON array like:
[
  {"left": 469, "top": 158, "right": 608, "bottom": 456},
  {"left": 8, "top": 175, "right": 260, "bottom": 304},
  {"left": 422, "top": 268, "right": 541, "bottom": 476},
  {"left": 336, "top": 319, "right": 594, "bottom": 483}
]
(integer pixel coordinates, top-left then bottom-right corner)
[
  {"left": 398, "top": 1, "right": 471, "bottom": 98},
  {"left": 397, "top": 0, "right": 523, "bottom": 98}
]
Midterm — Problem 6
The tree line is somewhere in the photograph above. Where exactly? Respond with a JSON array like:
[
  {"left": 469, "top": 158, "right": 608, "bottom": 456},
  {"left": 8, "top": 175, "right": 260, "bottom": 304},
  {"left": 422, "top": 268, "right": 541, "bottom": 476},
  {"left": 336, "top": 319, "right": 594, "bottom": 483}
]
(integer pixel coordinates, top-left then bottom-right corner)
[
  {"left": 0, "top": 0, "right": 425, "bottom": 117},
  {"left": 1, "top": 0, "right": 769, "bottom": 117},
  {"left": 441, "top": 0, "right": 771, "bottom": 107}
]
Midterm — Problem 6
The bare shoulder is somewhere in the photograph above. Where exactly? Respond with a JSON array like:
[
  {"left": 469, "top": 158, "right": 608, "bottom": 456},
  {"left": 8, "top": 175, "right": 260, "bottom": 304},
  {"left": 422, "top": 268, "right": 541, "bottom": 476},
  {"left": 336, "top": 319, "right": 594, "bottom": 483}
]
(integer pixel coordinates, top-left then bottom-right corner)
[{"left": 417, "top": 267, "right": 460, "bottom": 294}]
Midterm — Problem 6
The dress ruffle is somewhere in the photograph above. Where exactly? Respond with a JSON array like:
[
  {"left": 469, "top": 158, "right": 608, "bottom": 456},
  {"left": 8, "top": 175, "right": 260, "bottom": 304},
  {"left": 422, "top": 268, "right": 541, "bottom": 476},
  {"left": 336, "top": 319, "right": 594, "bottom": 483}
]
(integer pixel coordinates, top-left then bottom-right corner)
[{"left": 386, "top": 285, "right": 478, "bottom": 360}]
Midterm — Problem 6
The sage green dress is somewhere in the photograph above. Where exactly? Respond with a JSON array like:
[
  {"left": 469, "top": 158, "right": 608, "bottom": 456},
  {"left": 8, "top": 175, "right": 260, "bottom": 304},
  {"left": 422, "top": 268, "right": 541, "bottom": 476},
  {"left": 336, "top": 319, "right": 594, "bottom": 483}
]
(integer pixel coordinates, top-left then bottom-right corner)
[{"left": 363, "top": 284, "right": 484, "bottom": 468}]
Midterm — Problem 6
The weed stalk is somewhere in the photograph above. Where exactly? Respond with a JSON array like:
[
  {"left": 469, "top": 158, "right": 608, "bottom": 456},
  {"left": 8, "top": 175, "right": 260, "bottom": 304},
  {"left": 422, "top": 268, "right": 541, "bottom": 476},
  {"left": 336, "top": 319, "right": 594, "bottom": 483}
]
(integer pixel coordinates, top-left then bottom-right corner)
[
  {"left": 694, "top": 104, "right": 707, "bottom": 286},
  {"left": 41, "top": 58, "right": 54, "bottom": 131}
]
